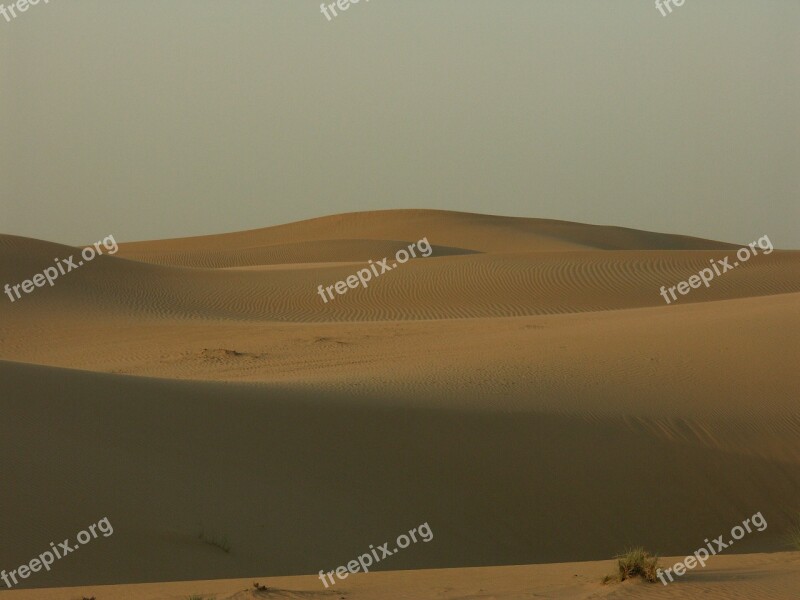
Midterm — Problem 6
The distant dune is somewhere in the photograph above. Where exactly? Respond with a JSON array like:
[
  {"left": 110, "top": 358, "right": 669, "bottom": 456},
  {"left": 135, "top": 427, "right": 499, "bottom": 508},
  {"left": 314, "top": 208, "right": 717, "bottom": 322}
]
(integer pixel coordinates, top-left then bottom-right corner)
[
  {"left": 116, "top": 209, "right": 742, "bottom": 260},
  {"left": 1, "top": 210, "right": 798, "bottom": 597}
]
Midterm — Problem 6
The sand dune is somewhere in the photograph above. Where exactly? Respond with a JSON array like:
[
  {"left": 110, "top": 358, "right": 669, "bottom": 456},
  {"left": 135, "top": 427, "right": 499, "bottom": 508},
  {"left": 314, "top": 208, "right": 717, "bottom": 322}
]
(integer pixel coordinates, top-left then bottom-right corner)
[
  {"left": 116, "top": 209, "right": 740, "bottom": 261},
  {"left": 1, "top": 239, "right": 797, "bottom": 324},
  {"left": 1, "top": 358, "right": 798, "bottom": 589},
  {"left": 1, "top": 210, "right": 798, "bottom": 597}
]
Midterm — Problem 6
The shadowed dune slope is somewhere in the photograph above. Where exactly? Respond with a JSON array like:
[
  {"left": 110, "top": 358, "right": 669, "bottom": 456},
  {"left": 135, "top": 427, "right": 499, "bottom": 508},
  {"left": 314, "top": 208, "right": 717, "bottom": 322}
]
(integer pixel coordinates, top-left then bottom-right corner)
[
  {"left": 114, "top": 238, "right": 480, "bottom": 269},
  {"left": 1, "top": 359, "right": 799, "bottom": 589}
]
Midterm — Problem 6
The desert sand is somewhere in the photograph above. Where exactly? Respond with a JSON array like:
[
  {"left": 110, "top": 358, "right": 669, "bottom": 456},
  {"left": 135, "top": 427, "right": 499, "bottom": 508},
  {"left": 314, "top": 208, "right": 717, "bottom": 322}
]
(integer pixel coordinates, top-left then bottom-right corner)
[
  {"left": 1, "top": 209, "right": 799, "bottom": 598},
  {"left": 4, "top": 552, "right": 800, "bottom": 600}
]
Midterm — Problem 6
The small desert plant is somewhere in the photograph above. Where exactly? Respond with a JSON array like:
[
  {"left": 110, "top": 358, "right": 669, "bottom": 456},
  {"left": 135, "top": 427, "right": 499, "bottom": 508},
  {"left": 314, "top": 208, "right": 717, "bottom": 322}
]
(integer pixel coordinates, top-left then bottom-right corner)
[
  {"left": 187, "top": 596, "right": 207, "bottom": 600},
  {"left": 603, "top": 547, "right": 660, "bottom": 583}
]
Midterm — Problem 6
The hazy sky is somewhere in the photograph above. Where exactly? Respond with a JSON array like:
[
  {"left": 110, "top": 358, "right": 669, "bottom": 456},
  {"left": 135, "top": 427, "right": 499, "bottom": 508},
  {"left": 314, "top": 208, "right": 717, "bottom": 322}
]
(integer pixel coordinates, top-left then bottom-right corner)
[{"left": 2, "top": 1, "right": 798, "bottom": 246}]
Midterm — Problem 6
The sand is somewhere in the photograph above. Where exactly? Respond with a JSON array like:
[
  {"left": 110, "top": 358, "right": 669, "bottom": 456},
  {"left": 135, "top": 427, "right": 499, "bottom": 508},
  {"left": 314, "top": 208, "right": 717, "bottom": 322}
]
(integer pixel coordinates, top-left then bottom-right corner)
[
  {"left": 1, "top": 209, "right": 798, "bottom": 598},
  {"left": 4, "top": 553, "right": 800, "bottom": 600}
]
